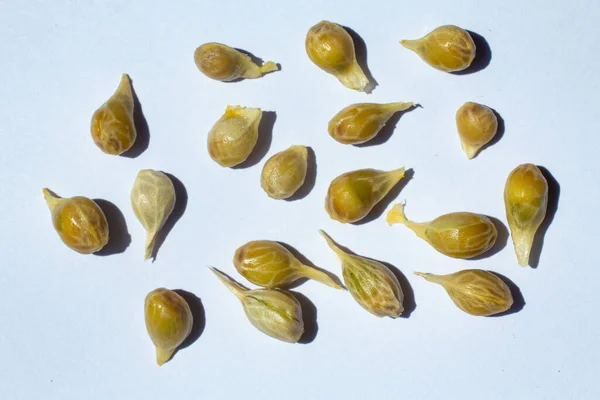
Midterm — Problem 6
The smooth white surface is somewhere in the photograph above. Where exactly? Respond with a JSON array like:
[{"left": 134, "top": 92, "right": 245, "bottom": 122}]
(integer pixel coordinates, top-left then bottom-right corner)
[{"left": 1, "top": 0, "right": 599, "bottom": 399}]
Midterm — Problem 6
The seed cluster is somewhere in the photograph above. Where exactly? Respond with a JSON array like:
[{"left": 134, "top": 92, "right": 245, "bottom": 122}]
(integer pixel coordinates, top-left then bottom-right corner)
[{"left": 42, "top": 20, "right": 553, "bottom": 365}]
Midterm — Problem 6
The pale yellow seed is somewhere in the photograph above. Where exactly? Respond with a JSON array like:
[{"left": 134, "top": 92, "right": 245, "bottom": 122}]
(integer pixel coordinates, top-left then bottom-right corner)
[
  {"left": 415, "top": 269, "right": 513, "bottom": 316},
  {"left": 320, "top": 230, "right": 404, "bottom": 318},
  {"left": 306, "top": 21, "right": 370, "bottom": 91},
  {"left": 194, "top": 42, "right": 278, "bottom": 82},
  {"left": 387, "top": 203, "right": 497, "bottom": 259},
  {"left": 504, "top": 163, "right": 548, "bottom": 266},
  {"left": 260, "top": 145, "right": 308, "bottom": 199},
  {"left": 210, "top": 267, "right": 304, "bottom": 343},
  {"left": 131, "top": 170, "right": 176, "bottom": 260},
  {"left": 328, "top": 102, "right": 414, "bottom": 145},
  {"left": 90, "top": 74, "right": 137, "bottom": 155},
  {"left": 207, "top": 106, "right": 262, "bottom": 167},
  {"left": 42, "top": 188, "right": 109, "bottom": 254},
  {"left": 234, "top": 240, "right": 343, "bottom": 289},
  {"left": 326, "top": 168, "right": 406, "bottom": 223},
  {"left": 456, "top": 102, "right": 498, "bottom": 159},
  {"left": 401, "top": 25, "right": 476, "bottom": 72},
  {"left": 144, "top": 288, "right": 193, "bottom": 365}
]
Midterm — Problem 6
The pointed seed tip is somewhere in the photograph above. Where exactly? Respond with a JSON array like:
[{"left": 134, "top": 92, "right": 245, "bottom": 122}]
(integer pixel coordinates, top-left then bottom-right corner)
[
  {"left": 463, "top": 144, "right": 479, "bottom": 159},
  {"left": 43, "top": 188, "right": 62, "bottom": 209},
  {"left": 155, "top": 347, "right": 174, "bottom": 366},
  {"left": 517, "top": 258, "right": 529, "bottom": 267},
  {"left": 400, "top": 39, "right": 421, "bottom": 51},
  {"left": 156, "top": 357, "right": 167, "bottom": 366},
  {"left": 319, "top": 230, "right": 334, "bottom": 245},
  {"left": 118, "top": 74, "right": 131, "bottom": 87},
  {"left": 260, "top": 61, "right": 279, "bottom": 73},
  {"left": 393, "top": 166, "right": 406, "bottom": 175},
  {"left": 386, "top": 102, "right": 414, "bottom": 112},
  {"left": 386, "top": 202, "right": 406, "bottom": 225}
]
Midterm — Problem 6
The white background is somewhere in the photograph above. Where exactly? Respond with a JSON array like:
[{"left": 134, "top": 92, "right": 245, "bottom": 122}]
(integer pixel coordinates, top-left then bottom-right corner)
[{"left": 1, "top": 0, "right": 598, "bottom": 399}]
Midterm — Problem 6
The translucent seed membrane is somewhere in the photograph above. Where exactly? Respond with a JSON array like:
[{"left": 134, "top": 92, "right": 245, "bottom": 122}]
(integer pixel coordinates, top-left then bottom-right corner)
[
  {"left": 328, "top": 102, "right": 415, "bottom": 145},
  {"left": 387, "top": 203, "right": 497, "bottom": 259},
  {"left": 320, "top": 230, "right": 404, "bottom": 318},
  {"left": 401, "top": 25, "right": 476, "bottom": 72},
  {"left": 504, "top": 163, "right": 548, "bottom": 266},
  {"left": 43, "top": 188, "right": 109, "bottom": 254},
  {"left": 415, "top": 269, "right": 513, "bottom": 316},
  {"left": 261, "top": 145, "right": 308, "bottom": 199},
  {"left": 326, "top": 167, "right": 406, "bottom": 223},
  {"left": 456, "top": 102, "right": 498, "bottom": 159},
  {"left": 210, "top": 268, "right": 304, "bottom": 343},
  {"left": 305, "top": 21, "right": 370, "bottom": 92},
  {"left": 144, "top": 288, "right": 193, "bottom": 365},
  {"left": 194, "top": 42, "right": 279, "bottom": 82},
  {"left": 207, "top": 106, "right": 262, "bottom": 167},
  {"left": 90, "top": 74, "right": 137, "bottom": 155},
  {"left": 234, "top": 240, "right": 342, "bottom": 289},
  {"left": 131, "top": 170, "right": 176, "bottom": 260}
]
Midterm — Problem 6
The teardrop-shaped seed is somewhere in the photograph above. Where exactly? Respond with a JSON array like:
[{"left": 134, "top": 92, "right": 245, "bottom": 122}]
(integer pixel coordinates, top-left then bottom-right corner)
[
  {"left": 414, "top": 269, "right": 513, "bottom": 316},
  {"left": 90, "top": 74, "right": 137, "bottom": 155},
  {"left": 144, "top": 288, "right": 193, "bottom": 365},
  {"left": 194, "top": 42, "right": 278, "bottom": 82},
  {"left": 260, "top": 145, "right": 308, "bottom": 199},
  {"left": 43, "top": 188, "right": 109, "bottom": 254},
  {"left": 207, "top": 106, "right": 262, "bottom": 167},
  {"left": 306, "top": 21, "right": 371, "bottom": 91},
  {"left": 401, "top": 25, "right": 476, "bottom": 72},
  {"left": 326, "top": 167, "right": 406, "bottom": 223},
  {"left": 319, "top": 230, "right": 404, "bottom": 318},
  {"left": 504, "top": 163, "right": 548, "bottom": 266},
  {"left": 387, "top": 203, "right": 497, "bottom": 259},
  {"left": 456, "top": 102, "right": 498, "bottom": 159},
  {"left": 131, "top": 170, "right": 176, "bottom": 260},
  {"left": 234, "top": 240, "right": 342, "bottom": 289},
  {"left": 328, "top": 102, "right": 415, "bottom": 145},
  {"left": 210, "top": 268, "right": 304, "bottom": 343}
]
